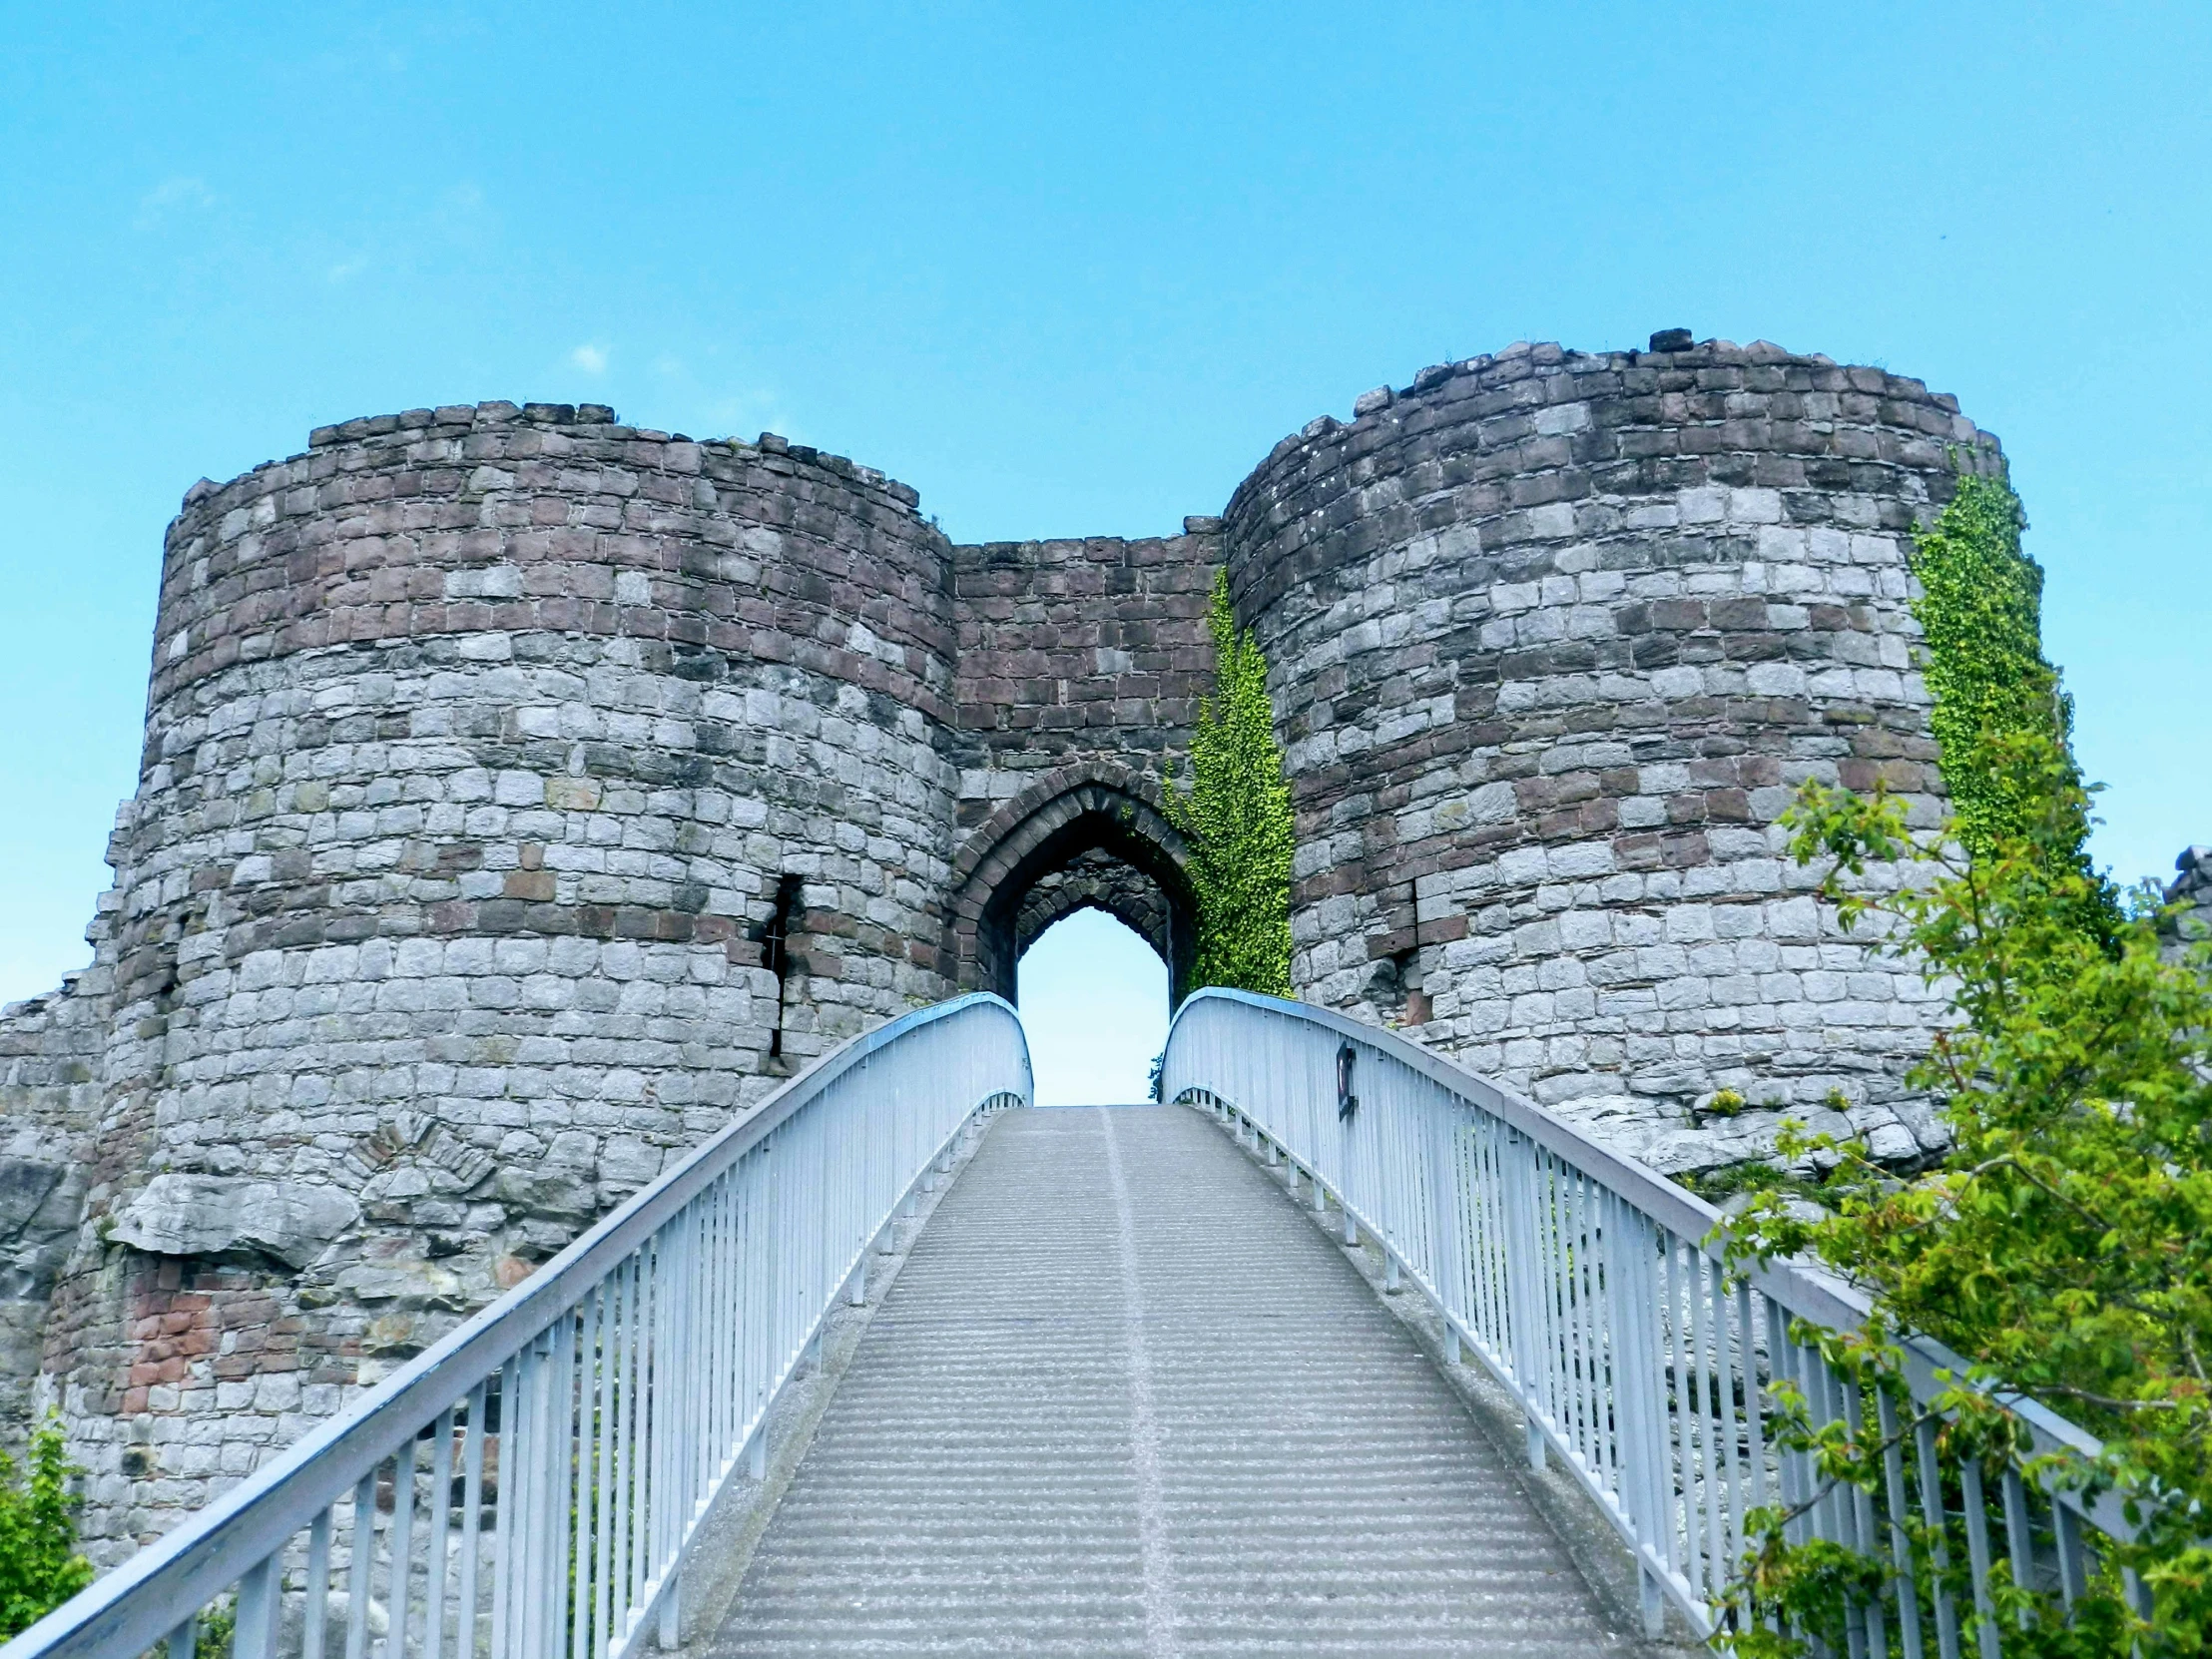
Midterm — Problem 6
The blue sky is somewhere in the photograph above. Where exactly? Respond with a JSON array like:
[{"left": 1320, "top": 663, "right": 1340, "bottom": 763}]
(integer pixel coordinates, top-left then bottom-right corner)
[{"left": 2, "top": 6, "right": 2206, "bottom": 1099}]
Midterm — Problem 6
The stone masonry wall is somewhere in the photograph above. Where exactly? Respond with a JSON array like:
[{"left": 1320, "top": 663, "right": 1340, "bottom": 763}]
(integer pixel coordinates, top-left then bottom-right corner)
[
  {"left": 948, "top": 526, "right": 1220, "bottom": 827},
  {"left": 944, "top": 530, "right": 1218, "bottom": 994},
  {"left": 1226, "top": 337, "right": 1998, "bottom": 1172}
]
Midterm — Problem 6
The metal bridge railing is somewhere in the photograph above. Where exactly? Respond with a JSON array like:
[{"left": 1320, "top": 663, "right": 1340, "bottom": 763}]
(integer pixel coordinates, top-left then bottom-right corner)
[
  {"left": 1164, "top": 987, "right": 2133, "bottom": 1651},
  {"left": 5, "top": 993, "right": 1030, "bottom": 1659}
]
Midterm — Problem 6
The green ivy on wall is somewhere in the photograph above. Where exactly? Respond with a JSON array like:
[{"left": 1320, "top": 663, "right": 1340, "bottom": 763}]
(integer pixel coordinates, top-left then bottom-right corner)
[
  {"left": 1163, "top": 570, "right": 1295, "bottom": 998},
  {"left": 1910, "top": 473, "right": 2089, "bottom": 865},
  {"left": 1910, "top": 468, "right": 2119, "bottom": 939}
]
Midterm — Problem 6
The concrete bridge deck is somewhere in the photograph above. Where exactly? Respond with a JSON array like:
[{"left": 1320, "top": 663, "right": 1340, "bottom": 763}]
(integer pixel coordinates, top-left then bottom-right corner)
[{"left": 707, "top": 1105, "right": 1655, "bottom": 1657}]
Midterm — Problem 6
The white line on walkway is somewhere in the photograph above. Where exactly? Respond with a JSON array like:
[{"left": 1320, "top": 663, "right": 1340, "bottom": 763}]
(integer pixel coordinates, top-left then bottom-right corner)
[{"left": 1098, "top": 1107, "right": 1181, "bottom": 1659}]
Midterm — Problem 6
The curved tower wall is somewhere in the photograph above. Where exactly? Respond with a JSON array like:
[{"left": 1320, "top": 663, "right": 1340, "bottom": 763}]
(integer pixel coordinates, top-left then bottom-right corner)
[
  {"left": 1225, "top": 340, "right": 1996, "bottom": 1171},
  {"left": 45, "top": 403, "right": 958, "bottom": 1556}
]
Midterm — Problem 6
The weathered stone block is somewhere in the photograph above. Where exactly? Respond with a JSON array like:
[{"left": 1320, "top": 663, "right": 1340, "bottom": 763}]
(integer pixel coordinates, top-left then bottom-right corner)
[{"left": 111, "top": 1177, "right": 360, "bottom": 1270}]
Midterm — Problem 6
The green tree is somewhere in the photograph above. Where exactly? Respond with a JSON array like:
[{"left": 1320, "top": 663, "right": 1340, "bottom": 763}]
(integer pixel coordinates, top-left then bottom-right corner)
[
  {"left": 0, "top": 1417, "right": 93, "bottom": 1641},
  {"left": 1711, "top": 471, "right": 2207, "bottom": 1653},
  {"left": 1163, "top": 570, "right": 1295, "bottom": 997},
  {"left": 1718, "top": 745, "right": 2212, "bottom": 1654}
]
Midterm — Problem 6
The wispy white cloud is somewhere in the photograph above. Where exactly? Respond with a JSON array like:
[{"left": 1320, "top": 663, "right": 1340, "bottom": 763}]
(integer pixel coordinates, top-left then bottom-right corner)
[
  {"left": 703, "top": 389, "right": 791, "bottom": 441},
  {"left": 326, "top": 257, "right": 366, "bottom": 284},
  {"left": 570, "top": 344, "right": 609, "bottom": 374},
  {"left": 135, "top": 176, "right": 216, "bottom": 229}
]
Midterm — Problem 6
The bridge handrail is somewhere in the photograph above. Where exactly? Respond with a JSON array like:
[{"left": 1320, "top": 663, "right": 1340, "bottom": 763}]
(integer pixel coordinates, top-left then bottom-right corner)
[
  {"left": 4, "top": 993, "right": 1031, "bottom": 1659},
  {"left": 1163, "top": 986, "right": 2131, "bottom": 1648}
]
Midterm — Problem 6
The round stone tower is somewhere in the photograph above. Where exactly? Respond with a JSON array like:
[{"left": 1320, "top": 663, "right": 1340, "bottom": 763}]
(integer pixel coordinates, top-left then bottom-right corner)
[
  {"left": 41, "top": 402, "right": 960, "bottom": 1557},
  {"left": 1226, "top": 338, "right": 1998, "bottom": 1172}
]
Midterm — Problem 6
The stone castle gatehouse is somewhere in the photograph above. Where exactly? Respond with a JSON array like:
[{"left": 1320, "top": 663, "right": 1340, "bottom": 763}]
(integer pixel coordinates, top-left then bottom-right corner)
[{"left": 1, "top": 333, "right": 1993, "bottom": 1554}]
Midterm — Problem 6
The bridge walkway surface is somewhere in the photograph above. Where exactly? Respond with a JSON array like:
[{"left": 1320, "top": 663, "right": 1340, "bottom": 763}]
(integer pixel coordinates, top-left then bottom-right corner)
[{"left": 705, "top": 1104, "right": 1658, "bottom": 1656}]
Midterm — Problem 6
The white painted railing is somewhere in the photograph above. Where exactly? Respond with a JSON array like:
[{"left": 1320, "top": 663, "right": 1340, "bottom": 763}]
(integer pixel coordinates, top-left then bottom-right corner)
[
  {"left": 3, "top": 993, "right": 1030, "bottom": 1659},
  {"left": 1164, "top": 987, "right": 2133, "bottom": 1651}
]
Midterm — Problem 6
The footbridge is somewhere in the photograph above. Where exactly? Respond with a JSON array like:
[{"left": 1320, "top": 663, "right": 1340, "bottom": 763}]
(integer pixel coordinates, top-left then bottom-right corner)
[{"left": 1, "top": 994, "right": 2127, "bottom": 1658}]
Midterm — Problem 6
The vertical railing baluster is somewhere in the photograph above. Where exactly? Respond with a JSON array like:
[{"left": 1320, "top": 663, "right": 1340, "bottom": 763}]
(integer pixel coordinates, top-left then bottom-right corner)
[
  {"left": 757, "top": 1136, "right": 782, "bottom": 1480},
  {"left": 1591, "top": 1180, "right": 1622, "bottom": 1500},
  {"left": 514, "top": 1339, "right": 546, "bottom": 1659},
  {"left": 345, "top": 1470, "right": 376, "bottom": 1659},
  {"left": 1710, "top": 1263, "right": 1745, "bottom": 1581},
  {"left": 1425, "top": 1098, "right": 1465, "bottom": 1360},
  {"left": 1664, "top": 1240, "right": 1700, "bottom": 1600},
  {"left": 1500, "top": 1130, "right": 1549, "bottom": 1469},
  {"left": 424, "top": 1408, "right": 455, "bottom": 1659},
  {"left": 1603, "top": 1196, "right": 1670, "bottom": 1638},
  {"left": 459, "top": 1380, "right": 488, "bottom": 1659},
  {"left": 2052, "top": 1500, "right": 2086, "bottom": 1609},
  {"left": 570, "top": 1294, "right": 598, "bottom": 1659},
  {"left": 1741, "top": 1284, "right": 1769, "bottom": 1519},
  {"left": 594, "top": 1279, "right": 618, "bottom": 1659},
  {"left": 385, "top": 1435, "right": 417, "bottom": 1659},
  {"left": 1578, "top": 1174, "right": 1607, "bottom": 1483},
  {"left": 613, "top": 1262, "right": 638, "bottom": 1645},
  {"left": 1879, "top": 1389, "right": 1926, "bottom": 1659},
  {"left": 233, "top": 1557, "right": 278, "bottom": 1659},
  {"left": 1915, "top": 1416, "right": 1962, "bottom": 1659},
  {"left": 303, "top": 1507, "right": 333, "bottom": 1659},
  {"left": 1959, "top": 1460, "right": 2002, "bottom": 1659},
  {"left": 1769, "top": 1305, "right": 1807, "bottom": 1551},
  {"left": 1688, "top": 1251, "right": 1727, "bottom": 1605},
  {"left": 1842, "top": 1380, "right": 1884, "bottom": 1655},
  {"left": 2000, "top": 1469, "right": 2035, "bottom": 1619}
]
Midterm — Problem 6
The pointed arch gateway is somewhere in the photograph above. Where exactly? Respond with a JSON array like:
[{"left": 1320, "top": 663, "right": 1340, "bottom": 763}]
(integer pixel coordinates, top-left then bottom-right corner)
[{"left": 946, "top": 762, "right": 1198, "bottom": 1005}]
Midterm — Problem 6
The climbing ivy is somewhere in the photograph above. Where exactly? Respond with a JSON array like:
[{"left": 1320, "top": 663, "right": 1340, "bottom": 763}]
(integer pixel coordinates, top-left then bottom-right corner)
[
  {"left": 1909, "top": 471, "right": 2100, "bottom": 899},
  {"left": 1162, "top": 571, "right": 1295, "bottom": 998}
]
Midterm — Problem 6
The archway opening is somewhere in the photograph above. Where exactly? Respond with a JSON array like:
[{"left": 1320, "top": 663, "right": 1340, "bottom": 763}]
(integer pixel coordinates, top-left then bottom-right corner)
[
  {"left": 951, "top": 774, "right": 1198, "bottom": 1006},
  {"left": 1016, "top": 908, "right": 1169, "bottom": 1105}
]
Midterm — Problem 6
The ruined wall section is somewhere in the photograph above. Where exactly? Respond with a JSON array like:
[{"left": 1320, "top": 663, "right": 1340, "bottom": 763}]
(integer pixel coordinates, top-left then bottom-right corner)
[
  {"left": 2164, "top": 846, "right": 2212, "bottom": 962},
  {"left": 45, "top": 403, "right": 960, "bottom": 1558},
  {"left": 1227, "top": 339, "right": 1998, "bottom": 1172},
  {"left": 0, "top": 960, "right": 109, "bottom": 1439}
]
